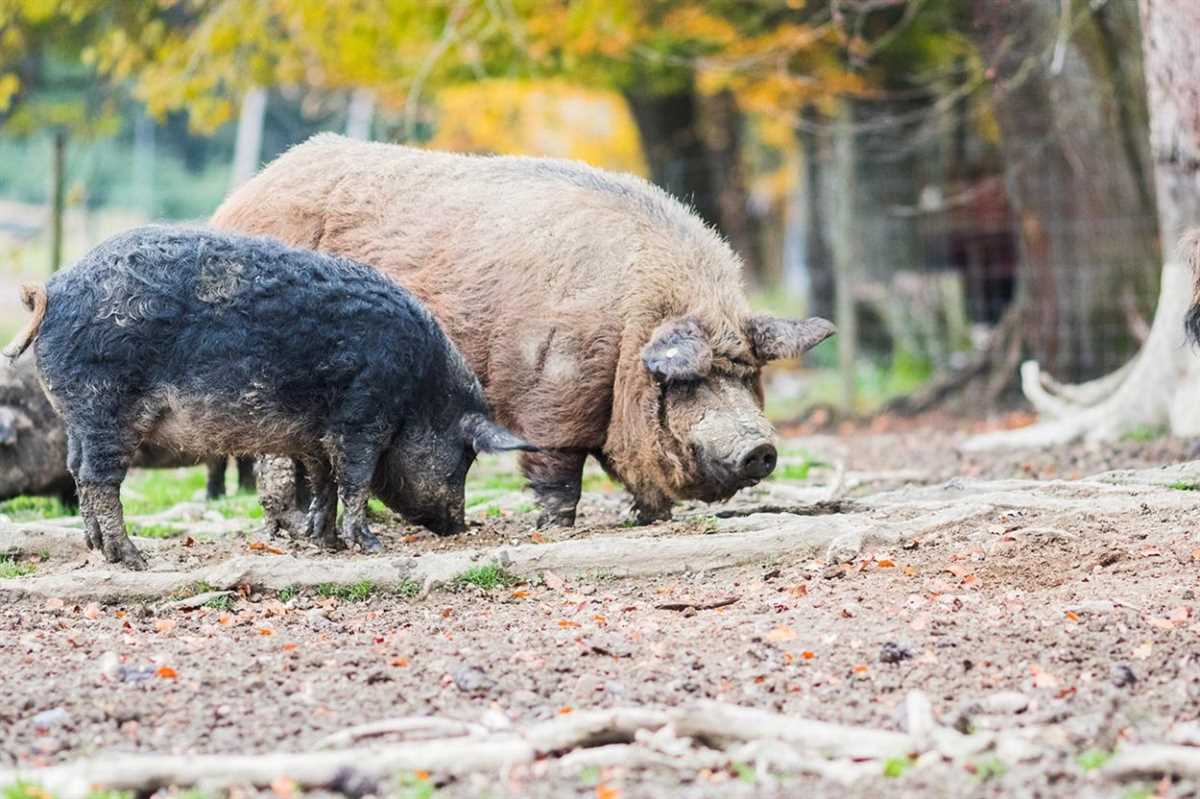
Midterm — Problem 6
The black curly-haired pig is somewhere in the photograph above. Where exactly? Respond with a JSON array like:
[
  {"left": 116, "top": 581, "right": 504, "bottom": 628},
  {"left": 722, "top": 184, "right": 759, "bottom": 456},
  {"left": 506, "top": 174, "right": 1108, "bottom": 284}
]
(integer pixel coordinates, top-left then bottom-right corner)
[{"left": 2, "top": 226, "right": 536, "bottom": 570}]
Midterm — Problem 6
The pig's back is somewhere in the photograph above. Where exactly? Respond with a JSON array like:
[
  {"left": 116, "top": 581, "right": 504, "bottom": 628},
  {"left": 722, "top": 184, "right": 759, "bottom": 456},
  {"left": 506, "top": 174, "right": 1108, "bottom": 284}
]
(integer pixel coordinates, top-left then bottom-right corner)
[{"left": 37, "top": 227, "right": 445, "bottom": 420}]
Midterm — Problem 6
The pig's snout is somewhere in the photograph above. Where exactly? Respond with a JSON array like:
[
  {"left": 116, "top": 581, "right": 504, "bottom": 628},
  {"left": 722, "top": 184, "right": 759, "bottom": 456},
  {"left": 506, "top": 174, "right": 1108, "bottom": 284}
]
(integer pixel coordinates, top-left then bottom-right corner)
[
  {"left": 736, "top": 441, "right": 778, "bottom": 482},
  {"left": 418, "top": 509, "right": 466, "bottom": 537}
]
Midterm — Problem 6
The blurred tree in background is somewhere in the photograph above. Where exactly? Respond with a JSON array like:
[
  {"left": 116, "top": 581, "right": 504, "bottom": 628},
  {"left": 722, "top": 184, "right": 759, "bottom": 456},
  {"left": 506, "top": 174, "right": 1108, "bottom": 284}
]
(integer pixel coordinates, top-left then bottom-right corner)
[{"left": 0, "top": 0, "right": 1177, "bottom": 422}]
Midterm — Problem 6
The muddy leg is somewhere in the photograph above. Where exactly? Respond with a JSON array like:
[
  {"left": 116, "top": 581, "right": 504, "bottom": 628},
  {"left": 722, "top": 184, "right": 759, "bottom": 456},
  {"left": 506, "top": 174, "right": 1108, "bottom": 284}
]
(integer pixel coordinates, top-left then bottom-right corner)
[
  {"left": 257, "top": 456, "right": 307, "bottom": 537},
  {"left": 629, "top": 494, "right": 673, "bottom": 526},
  {"left": 236, "top": 457, "right": 256, "bottom": 493},
  {"left": 521, "top": 449, "right": 585, "bottom": 528},
  {"left": 301, "top": 456, "right": 339, "bottom": 550},
  {"left": 79, "top": 483, "right": 146, "bottom": 569},
  {"left": 329, "top": 439, "right": 382, "bottom": 553},
  {"left": 64, "top": 432, "right": 98, "bottom": 549},
  {"left": 205, "top": 456, "right": 228, "bottom": 499}
]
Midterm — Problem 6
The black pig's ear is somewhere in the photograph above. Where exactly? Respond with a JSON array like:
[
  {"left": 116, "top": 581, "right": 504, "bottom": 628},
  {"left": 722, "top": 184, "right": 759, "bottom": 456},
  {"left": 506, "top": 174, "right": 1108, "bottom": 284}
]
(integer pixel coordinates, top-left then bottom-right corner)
[
  {"left": 642, "top": 317, "right": 713, "bottom": 384},
  {"left": 461, "top": 414, "right": 540, "bottom": 453},
  {"left": 746, "top": 316, "right": 836, "bottom": 362}
]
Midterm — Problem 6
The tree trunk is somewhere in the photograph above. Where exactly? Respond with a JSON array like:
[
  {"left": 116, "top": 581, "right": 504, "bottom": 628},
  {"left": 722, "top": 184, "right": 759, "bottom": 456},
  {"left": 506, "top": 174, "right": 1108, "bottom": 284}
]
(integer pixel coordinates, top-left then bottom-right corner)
[
  {"left": 968, "top": 0, "right": 1160, "bottom": 382},
  {"left": 625, "top": 88, "right": 761, "bottom": 278},
  {"left": 964, "top": 0, "right": 1200, "bottom": 450},
  {"left": 49, "top": 129, "right": 65, "bottom": 272},
  {"left": 695, "top": 90, "right": 763, "bottom": 282},
  {"left": 796, "top": 106, "right": 835, "bottom": 321},
  {"left": 229, "top": 87, "right": 267, "bottom": 191},
  {"left": 345, "top": 88, "right": 375, "bottom": 140},
  {"left": 831, "top": 103, "right": 860, "bottom": 412}
]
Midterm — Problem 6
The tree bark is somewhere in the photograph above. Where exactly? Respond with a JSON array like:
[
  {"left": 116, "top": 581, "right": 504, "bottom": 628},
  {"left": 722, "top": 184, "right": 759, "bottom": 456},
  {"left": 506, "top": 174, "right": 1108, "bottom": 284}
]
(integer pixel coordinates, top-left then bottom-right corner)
[
  {"left": 968, "top": 0, "right": 1160, "bottom": 382},
  {"left": 796, "top": 106, "right": 835, "bottom": 320},
  {"left": 695, "top": 89, "right": 763, "bottom": 282},
  {"left": 964, "top": 0, "right": 1200, "bottom": 450},
  {"left": 229, "top": 86, "right": 267, "bottom": 191},
  {"left": 625, "top": 87, "right": 761, "bottom": 279},
  {"left": 49, "top": 128, "right": 64, "bottom": 272}
]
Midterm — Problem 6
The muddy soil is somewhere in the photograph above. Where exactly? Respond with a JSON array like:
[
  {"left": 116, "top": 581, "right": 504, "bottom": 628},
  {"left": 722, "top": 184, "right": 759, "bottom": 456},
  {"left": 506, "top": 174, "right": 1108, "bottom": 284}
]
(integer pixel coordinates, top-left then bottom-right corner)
[{"left": 2, "top": 430, "right": 1200, "bottom": 798}]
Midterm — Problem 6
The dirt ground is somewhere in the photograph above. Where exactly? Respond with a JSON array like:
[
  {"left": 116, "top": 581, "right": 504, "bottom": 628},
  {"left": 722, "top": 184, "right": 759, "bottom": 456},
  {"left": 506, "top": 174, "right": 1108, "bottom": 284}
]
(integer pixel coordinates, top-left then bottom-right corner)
[{"left": 2, "top": 424, "right": 1200, "bottom": 798}]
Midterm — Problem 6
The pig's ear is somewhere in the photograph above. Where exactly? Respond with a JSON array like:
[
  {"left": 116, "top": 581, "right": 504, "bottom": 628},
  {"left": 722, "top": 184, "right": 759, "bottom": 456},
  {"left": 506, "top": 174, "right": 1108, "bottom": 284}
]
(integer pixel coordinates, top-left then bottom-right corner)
[
  {"left": 461, "top": 414, "right": 540, "bottom": 453},
  {"left": 642, "top": 318, "right": 713, "bottom": 384},
  {"left": 746, "top": 316, "right": 836, "bottom": 362}
]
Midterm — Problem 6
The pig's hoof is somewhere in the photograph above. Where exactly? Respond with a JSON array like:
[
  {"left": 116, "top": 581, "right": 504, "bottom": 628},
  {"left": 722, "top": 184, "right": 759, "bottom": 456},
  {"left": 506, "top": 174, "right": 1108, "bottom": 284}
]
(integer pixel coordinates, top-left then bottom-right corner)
[
  {"left": 84, "top": 526, "right": 103, "bottom": 551},
  {"left": 106, "top": 538, "right": 148, "bottom": 571},
  {"left": 342, "top": 523, "right": 382, "bottom": 554},
  {"left": 535, "top": 508, "right": 576, "bottom": 528},
  {"left": 630, "top": 504, "right": 672, "bottom": 526}
]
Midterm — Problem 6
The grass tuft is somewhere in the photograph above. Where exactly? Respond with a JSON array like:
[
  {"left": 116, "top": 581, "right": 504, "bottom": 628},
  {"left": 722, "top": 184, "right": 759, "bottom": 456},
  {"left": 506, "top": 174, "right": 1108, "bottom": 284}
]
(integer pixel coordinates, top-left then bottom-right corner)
[
  {"left": 126, "top": 522, "right": 182, "bottom": 539},
  {"left": 0, "top": 553, "right": 36, "bottom": 579},
  {"left": 454, "top": 564, "right": 518, "bottom": 591},
  {"left": 317, "top": 581, "right": 376, "bottom": 602},
  {"left": 277, "top": 585, "right": 299, "bottom": 603},
  {"left": 1168, "top": 481, "right": 1199, "bottom": 491},
  {"left": 1076, "top": 748, "right": 1112, "bottom": 772},
  {"left": 0, "top": 495, "right": 75, "bottom": 521}
]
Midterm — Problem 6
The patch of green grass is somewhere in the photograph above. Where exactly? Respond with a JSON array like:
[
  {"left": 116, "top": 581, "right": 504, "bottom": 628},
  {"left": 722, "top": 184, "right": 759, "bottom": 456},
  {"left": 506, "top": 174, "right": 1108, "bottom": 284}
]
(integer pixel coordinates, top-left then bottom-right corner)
[
  {"left": 0, "top": 554, "right": 36, "bottom": 579},
  {"left": 581, "top": 473, "right": 617, "bottom": 492},
  {"left": 277, "top": 585, "right": 299, "bottom": 603},
  {"left": 1123, "top": 424, "right": 1166, "bottom": 443},
  {"left": 971, "top": 757, "right": 1007, "bottom": 782},
  {"left": 121, "top": 467, "right": 207, "bottom": 516},
  {"left": 883, "top": 756, "right": 914, "bottom": 778},
  {"left": 732, "top": 762, "right": 756, "bottom": 783},
  {"left": 367, "top": 498, "right": 390, "bottom": 517},
  {"left": 1168, "top": 481, "right": 1199, "bottom": 491},
  {"left": 516, "top": 502, "right": 535, "bottom": 514},
  {"left": 317, "top": 581, "right": 376, "bottom": 602},
  {"left": 454, "top": 564, "right": 518, "bottom": 591},
  {"left": 469, "top": 473, "right": 526, "bottom": 493},
  {"left": 4, "top": 781, "right": 57, "bottom": 799},
  {"left": 1076, "top": 748, "right": 1113, "bottom": 772},
  {"left": 125, "top": 522, "right": 182, "bottom": 539},
  {"left": 394, "top": 772, "right": 436, "bottom": 799},
  {"left": 484, "top": 505, "right": 502, "bottom": 518},
  {"left": 393, "top": 579, "right": 422, "bottom": 599},
  {"left": 0, "top": 495, "right": 75, "bottom": 521},
  {"left": 170, "top": 580, "right": 216, "bottom": 601},
  {"left": 210, "top": 493, "right": 264, "bottom": 520},
  {"left": 85, "top": 790, "right": 132, "bottom": 799},
  {"left": 577, "top": 766, "right": 601, "bottom": 786},
  {"left": 1122, "top": 788, "right": 1154, "bottom": 799},
  {"left": 203, "top": 594, "right": 232, "bottom": 611},
  {"left": 769, "top": 456, "right": 829, "bottom": 482}
]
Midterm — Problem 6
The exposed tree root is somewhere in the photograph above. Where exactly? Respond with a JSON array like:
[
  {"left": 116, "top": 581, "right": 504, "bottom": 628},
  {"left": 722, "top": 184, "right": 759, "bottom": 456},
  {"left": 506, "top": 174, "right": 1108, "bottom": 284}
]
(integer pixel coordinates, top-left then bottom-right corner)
[
  {"left": 964, "top": 256, "right": 1200, "bottom": 451},
  {"left": 1100, "top": 745, "right": 1200, "bottom": 780}
]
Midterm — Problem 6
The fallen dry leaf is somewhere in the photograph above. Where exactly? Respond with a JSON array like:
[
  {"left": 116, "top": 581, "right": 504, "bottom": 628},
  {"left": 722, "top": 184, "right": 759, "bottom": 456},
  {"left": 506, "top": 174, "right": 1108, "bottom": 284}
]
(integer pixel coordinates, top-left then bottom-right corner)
[
  {"left": 258, "top": 627, "right": 274, "bottom": 637},
  {"left": 1065, "top": 611, "right": 1080, "bottom": 622},
  {"left": 155, "top": 666, "right": 177, "bottom": 679},
  {"left": 558, "top": 620, "right": 581, "bottom": 629},
  {"left": 391, "top": 657, "right": 410, "bottom": 667},
  {"left": 876, "top": 559, "right": 895, "bottom": 569},
  {"left": 511, "top": 589, "right": 530, "bottom": 599},
  {"left": 281, "top": 643, "right": 300, "bottom": 653},
  {"left": 45, "top": 598, "right": 65, "bottom": 611},
  {"left": 852, "top": 664, "right": 869, "bottom": 674},
  {"left": 766, "top": 625, "right": 797, "bottom": 642},
  {"left": 596, "top": 784, "right": 621, "bottom": 799},
  {"left": 787, "top": 584, "right": 808, "bottom": 597},
  {"left": 801, "top": 651, "right": 815, "bottom": 660},
  {"left": 153, "top": 618, "right": 177, "bottom": 634},
  {"left": 248, "top": 541, "right": 286, "bottom": 555},
  {"left": 270, "top": 777, "right": 295, "bottom": 799},
  {"left": 82, "top": 603, "right": 101, "bottom": 621},
  {"left": 558, "top": 706, "right": 574, "bottom": 715},
  {"left": 902, "top": 565, "right": 918, "bottom": 577}
]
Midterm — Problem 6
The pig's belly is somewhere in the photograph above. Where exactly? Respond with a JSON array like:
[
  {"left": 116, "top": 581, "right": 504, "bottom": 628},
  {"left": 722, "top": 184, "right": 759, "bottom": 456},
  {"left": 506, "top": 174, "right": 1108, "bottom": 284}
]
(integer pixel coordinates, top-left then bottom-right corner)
[{"left": 140, "top": 388, "right": 321, "bottom": 457}]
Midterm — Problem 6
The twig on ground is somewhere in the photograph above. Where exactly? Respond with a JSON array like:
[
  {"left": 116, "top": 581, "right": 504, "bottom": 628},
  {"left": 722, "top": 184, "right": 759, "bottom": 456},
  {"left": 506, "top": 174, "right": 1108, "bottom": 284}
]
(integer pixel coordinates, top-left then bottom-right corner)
[{"left": 654, "top": 596, "right": 739, "bottom": 612}]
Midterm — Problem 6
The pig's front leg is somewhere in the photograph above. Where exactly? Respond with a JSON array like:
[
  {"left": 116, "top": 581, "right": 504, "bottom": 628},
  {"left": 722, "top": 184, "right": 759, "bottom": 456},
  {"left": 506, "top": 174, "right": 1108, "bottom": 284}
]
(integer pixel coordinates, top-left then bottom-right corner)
[
  {"left": 330, "top": 442, "right": 382, "bottom": 554},
  {"left": 79, "top": 484, "right": 147, "bottom": 570},
  {"left": 301, "top": 455, "right": 340, "bottom": 550},
  {"left": 521, "top": 449, "right": 585, "bottom": 528}
]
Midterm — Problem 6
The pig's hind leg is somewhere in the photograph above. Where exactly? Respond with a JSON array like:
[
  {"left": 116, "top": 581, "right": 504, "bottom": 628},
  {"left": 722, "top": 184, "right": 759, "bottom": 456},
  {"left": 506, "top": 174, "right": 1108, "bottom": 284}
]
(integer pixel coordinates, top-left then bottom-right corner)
[
  {"left": 300, "top": 455, "right": 340, "bottom": 549},
  {"left": 521, "top": 449, "right": 586, "bottom": 528},
  {"left": 327, "top": 439, "right": 382, "bottom": 554},
  {"left": 68, "top": 424, "right": 147, "bottom": 570}
]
